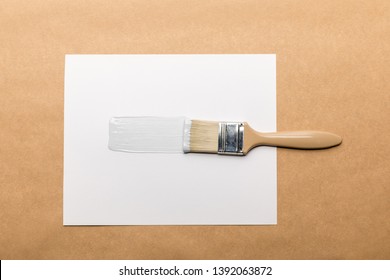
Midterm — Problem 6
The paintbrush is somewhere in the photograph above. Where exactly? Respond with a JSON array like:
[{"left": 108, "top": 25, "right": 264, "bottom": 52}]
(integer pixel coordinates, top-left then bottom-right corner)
[{"left": 108, "top": 117, "right": 342, "bottom": 155}]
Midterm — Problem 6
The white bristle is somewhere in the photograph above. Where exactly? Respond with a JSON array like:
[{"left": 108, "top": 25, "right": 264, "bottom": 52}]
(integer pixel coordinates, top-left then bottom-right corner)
[{"left": 182, "top": 119, "right": 192, "bottom": 153}]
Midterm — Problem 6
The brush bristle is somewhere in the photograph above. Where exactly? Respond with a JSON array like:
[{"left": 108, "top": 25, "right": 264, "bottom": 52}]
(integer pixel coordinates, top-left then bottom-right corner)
[{"left": 189, "top": 120, "right": 219, "bottom": 153}]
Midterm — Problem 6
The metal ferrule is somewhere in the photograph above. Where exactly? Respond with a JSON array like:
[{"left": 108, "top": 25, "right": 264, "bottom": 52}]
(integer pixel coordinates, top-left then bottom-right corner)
[{"left": 218, "top": 122, "right": 244, "bottom": 155}]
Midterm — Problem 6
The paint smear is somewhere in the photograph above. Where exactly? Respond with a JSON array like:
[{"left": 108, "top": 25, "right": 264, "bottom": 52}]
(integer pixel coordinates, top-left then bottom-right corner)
[{"left": 108, "top": 117, "right": 191, "bottom": 153}]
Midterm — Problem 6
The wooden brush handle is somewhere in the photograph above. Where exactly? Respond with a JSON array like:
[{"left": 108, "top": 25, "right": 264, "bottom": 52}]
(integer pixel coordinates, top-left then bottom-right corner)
[{"left": 243, "top": 124, "right": 342, "bottom": 154}]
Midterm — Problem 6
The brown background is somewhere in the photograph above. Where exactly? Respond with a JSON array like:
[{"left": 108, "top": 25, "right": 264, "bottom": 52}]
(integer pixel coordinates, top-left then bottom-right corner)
[{"left": 1, "top": 0, "right": 389, "bottom": 259}]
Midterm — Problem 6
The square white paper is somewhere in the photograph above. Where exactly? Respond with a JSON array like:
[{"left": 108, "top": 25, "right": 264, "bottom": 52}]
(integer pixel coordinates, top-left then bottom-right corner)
[{"left": 64, "top": 54, "right": 276, "bottom": 225}]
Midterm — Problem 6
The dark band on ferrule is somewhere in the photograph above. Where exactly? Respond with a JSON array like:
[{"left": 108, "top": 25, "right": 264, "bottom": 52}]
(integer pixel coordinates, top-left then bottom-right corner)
[{"left": 218, "top": 122, "right": 244, "bottom": 155}]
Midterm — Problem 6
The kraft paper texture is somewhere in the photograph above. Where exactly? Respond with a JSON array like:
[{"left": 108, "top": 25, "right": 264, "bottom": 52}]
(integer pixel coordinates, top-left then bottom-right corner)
[{"left": 1, "top": 0, "right": 389, "bottom": 259}]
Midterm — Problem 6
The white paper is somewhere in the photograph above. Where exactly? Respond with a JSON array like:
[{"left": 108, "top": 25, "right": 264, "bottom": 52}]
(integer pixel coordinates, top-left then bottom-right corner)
[{"left": 64, "top": 54, "right": 276, "bottom": 225}]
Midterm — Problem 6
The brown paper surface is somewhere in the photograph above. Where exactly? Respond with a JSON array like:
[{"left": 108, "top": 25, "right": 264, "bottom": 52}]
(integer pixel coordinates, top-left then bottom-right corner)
[{"left": 1, "top": 0, "right": 389, "bottom": 259}]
